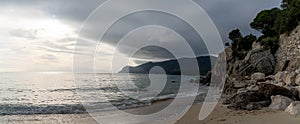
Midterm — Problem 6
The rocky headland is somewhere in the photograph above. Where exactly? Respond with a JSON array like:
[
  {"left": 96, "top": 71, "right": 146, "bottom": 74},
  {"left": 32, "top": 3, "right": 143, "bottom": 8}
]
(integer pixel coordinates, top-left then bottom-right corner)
[{"left": 222, "top": 25, "right": 300, "bottom": 115}]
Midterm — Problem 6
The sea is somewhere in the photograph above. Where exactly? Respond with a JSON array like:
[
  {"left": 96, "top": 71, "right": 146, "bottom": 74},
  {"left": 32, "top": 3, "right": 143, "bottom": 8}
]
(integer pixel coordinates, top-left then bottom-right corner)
[{"left": 0, "top": 73, "right": 207, "bottom": 115}]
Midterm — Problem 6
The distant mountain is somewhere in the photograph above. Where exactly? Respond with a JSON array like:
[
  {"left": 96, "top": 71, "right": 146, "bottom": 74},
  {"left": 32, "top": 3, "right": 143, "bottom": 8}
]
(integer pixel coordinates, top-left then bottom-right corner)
[{"left": 119, "top": 56, "right": 216, "bottom": 75}]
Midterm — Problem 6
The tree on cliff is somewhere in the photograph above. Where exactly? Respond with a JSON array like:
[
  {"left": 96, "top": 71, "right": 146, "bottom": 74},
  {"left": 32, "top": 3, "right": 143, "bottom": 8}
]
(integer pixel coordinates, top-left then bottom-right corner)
[
  {"left": 250, "top": 8, "right": 281, "bottom": 36},
  {"left": 229, "top": 0, "right": 300, "bottom": 55},
  {"left": 228, "top": 29, "right": 257, "bottom": 59}
]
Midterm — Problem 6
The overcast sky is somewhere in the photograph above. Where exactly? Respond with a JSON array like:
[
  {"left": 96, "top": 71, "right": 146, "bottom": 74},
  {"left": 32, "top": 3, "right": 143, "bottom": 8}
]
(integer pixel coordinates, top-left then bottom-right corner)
[{"left": 0, "top": 0, "right": 281, "bottom": 72}]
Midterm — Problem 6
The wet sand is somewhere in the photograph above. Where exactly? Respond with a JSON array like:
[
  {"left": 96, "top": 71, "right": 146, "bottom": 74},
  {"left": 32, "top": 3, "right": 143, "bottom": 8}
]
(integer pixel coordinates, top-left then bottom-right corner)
[{"left": 2, "top": 99, "right": 300, "bottom": 124}]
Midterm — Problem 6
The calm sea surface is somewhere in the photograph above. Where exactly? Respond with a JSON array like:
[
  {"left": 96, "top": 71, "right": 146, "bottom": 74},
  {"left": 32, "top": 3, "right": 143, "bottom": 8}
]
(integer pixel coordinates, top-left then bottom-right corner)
[{"left": 0, "top": 73, "right": 206, "bottom": 115}]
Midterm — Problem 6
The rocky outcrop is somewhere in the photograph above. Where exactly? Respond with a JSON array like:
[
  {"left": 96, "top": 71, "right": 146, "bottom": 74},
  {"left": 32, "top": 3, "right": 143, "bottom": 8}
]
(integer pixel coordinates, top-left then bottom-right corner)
[
  {"left": 223, "top": 82, "right": 297, "bottom": 110},
  {"left": 221, "top": 23, "right": 300, "bottom": 115},
  {"left": 227, "top": 48, "right": 275, "bottom": 77}
]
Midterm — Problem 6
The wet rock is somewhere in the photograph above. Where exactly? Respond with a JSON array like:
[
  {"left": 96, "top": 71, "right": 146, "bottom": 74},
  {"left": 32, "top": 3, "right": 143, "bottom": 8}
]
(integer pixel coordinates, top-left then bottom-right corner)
[
  {"left": 269, "top": 95, "right": 293, "bottom": 110},
  {"left": 285, "top": 101, "right": 300, "bottom": 116}
]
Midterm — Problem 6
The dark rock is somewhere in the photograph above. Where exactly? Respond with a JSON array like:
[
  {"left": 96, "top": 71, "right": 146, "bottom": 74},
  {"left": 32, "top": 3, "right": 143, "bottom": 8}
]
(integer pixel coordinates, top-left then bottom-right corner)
[
  {"left": 258, "top": 83, "right": 298, "bottom": 100},
  {"left": 224, "top": 91, "right": 271, "bottom": 110},
  {"left": 224, "top": 83, "right": 298, "bottom": 110},
  {"left": 200, "top": 71, "right": 212, "bottom": 86}
]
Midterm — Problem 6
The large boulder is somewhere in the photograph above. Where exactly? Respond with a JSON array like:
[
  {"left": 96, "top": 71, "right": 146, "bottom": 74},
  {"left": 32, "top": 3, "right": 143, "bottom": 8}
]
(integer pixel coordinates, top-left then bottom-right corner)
[
  {"left": 285, "top": 101, "right": 300, "bottom": 116},
  {"left": 246, "top": 49, "right": 275, "bottom": 75},
  {"left": 258, "top": 83, "right": 298, "bottom": 100},
  {"left": 269, "top": 95, "right": 293, "bottom": 110},
  {"left": 251, "top": 72, "right": 265, "bottom": 81}
]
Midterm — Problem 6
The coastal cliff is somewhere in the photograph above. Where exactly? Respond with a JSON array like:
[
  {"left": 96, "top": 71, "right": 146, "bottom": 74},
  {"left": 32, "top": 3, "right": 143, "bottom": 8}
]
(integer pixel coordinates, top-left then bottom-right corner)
[
  {"left": 275, "top": 25, "right": 300, "bottom": 72},
  {"left": 222, "top": 25, "right": 300, "bottom": 112}
]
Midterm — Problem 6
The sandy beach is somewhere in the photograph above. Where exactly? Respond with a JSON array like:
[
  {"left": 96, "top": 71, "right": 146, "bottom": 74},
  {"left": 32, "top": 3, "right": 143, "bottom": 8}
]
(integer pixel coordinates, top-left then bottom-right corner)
[{"left": 2, "top": 99, "right": 300, "bottom": 124}]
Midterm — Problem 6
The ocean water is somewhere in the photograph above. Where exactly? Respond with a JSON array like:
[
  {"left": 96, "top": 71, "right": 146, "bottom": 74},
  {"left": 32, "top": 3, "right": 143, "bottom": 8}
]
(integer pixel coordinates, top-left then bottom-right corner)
[{"left": 0, "top": 73, "right": 207, "bottom": 115}]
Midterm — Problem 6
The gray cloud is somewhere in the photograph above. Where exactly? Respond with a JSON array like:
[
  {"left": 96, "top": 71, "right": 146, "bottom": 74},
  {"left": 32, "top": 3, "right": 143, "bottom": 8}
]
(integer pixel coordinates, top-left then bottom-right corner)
[
  {"left": 0, "top": 0, "right": 282, "bottom": 72},
  {"left": 10, "top": 28, "right": 38, "bottom": 40}
]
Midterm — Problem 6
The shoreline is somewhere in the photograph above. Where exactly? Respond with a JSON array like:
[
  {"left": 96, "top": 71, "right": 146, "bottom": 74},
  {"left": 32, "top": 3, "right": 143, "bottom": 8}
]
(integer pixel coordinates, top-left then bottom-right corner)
[{"left": 2, "top": 98, "right": 300, "bottom": 124}]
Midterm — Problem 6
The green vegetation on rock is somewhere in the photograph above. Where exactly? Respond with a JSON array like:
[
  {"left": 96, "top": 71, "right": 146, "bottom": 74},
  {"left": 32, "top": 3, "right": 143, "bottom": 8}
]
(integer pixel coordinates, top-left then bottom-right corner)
[{"left": 229, "top": 0, "right": 300, "bottom": 55}]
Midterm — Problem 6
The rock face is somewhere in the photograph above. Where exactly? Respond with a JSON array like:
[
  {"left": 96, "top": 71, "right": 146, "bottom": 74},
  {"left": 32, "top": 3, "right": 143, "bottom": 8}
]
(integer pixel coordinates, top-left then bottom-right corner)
[
  {"left": 222, "top": 24, "right": 300, "bottom": 115},
  {"left": 269, "top": 95, "right": 293, "bottom": 110},
  {"left": 227, "top": 48, "right": 275, "bottom": 76},
  {"left": 275, "top": 25, "right": 300, "bottom": 72},
  {"left": 285, "top": 101, "right": 300, "bottom": 116},
  {"left": 246, "top": 49, "right": 276, "bottom": 75}
]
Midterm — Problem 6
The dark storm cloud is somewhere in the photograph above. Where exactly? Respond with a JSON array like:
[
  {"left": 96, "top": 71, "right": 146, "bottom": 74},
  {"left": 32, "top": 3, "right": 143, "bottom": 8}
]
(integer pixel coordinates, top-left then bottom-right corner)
[
  {"left": 2, "top": 0, "right": 281, "bottom": 60},
  {"left": 195, "top": 0, "right": 281, "bottom": 41}
]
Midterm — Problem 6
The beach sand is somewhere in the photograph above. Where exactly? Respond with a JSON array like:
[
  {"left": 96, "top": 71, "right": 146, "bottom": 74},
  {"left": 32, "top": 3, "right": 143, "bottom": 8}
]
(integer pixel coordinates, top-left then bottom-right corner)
[{"left": 2, "top": 99, "right": 300, "bottom": 124}]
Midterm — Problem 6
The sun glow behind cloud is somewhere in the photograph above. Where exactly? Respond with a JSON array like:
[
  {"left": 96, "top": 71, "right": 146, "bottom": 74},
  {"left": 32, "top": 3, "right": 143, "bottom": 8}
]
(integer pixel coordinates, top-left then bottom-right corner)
[{"left": 0, "top": 6, "right": 77, "bottom": 72}]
